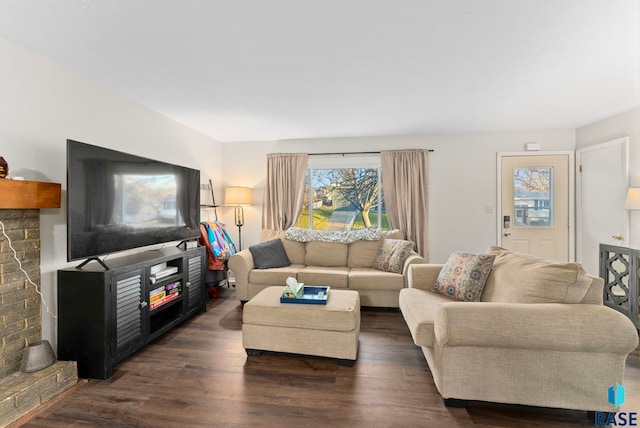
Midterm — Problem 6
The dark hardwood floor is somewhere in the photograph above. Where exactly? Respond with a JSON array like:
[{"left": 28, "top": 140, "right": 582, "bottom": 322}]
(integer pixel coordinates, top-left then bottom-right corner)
[{"left": 15, "top": 288, "right": 639, "bottom": 427}]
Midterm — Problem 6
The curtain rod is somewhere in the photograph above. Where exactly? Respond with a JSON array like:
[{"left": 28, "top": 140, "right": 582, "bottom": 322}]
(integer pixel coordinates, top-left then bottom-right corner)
[{"left": 308, "top": 150, "right": 434, "bottom": 156}]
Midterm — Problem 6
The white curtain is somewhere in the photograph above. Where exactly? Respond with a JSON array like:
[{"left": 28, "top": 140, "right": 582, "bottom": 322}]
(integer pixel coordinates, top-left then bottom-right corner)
[
  {"left": 262, "top": 153, "right": 308, "bottom": 231},
  {"left": 381, "top": 149, "right": 429, "bottom": 260}
]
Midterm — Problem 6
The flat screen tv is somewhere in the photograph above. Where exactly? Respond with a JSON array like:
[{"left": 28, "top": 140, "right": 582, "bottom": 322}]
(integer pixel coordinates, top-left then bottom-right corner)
[{"left": 67, "top": 139, "right": 201, "bottom": 262}]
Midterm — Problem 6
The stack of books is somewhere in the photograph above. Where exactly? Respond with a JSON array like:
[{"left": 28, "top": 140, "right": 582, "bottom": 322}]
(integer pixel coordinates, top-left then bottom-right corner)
[
  {"left": 149, "top": 281, "right": 182, "bottom": 310},
  {"left": 149, "top": 285, "right": 166, "bottom": 307},
  {"left": 165, "top": 281, "right": 181, "bottom": 297}
]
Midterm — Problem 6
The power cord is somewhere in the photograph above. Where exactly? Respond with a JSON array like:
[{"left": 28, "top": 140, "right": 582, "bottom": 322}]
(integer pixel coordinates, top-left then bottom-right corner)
[{"left": 0, "top": 219, "right": 57, "bottom": 319}]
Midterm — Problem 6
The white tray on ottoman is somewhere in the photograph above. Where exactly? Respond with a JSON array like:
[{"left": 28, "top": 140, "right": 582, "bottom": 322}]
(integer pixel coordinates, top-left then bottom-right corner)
[{"left": 242, "top": 286, "right": 360, "bottom": 366}]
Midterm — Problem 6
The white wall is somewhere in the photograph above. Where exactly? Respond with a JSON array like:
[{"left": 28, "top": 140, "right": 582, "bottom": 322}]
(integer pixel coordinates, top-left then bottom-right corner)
[
  {"left": 221, "top": 129, "right": 576, "bottom": 263},
  {"left": 0, "top": 38, "right": 223, "bottom": 349},
  {"left": 576, "top": 108, "right": 640, "bottom": 247}
]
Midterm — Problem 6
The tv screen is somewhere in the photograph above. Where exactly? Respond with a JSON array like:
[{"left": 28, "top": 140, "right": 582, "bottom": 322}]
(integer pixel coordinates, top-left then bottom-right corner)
[{"left": 67, "top": 140, "right": 201, "bottom": 262}]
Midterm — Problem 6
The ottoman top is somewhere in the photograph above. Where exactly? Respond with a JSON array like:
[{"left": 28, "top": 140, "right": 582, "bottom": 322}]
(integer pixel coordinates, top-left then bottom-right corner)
[{"left": 243, "top": 286, "right": 360, "bottom": 332}]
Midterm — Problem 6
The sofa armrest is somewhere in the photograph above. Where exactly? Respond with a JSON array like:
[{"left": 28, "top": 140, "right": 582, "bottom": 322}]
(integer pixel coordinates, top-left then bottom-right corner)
[
  {"left": 228, "top": 249, "right": 255, "bottom": 301},
  {"left": 434, "top": 302, "right": 639, "bottom": 354},
  {"left": 401, "top": 251, "right": 428, "bottom": 287},
  {"left": 406, "top": 263, "right": 444, "bottom": 291}
]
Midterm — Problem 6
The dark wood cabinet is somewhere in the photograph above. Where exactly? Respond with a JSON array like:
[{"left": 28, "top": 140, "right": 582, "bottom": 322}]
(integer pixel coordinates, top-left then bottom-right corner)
[
  {"left": 57, "top": 246, "right": 206, "bottom": 379},
  {"left": 600, "top": 243, "right": 639, "bottom": 329}
]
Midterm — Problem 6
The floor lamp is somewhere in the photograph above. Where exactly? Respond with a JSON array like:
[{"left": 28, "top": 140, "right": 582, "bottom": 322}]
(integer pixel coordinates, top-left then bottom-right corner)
[{"left": 225, "top": 186, "right": 252, "bottom": 250}]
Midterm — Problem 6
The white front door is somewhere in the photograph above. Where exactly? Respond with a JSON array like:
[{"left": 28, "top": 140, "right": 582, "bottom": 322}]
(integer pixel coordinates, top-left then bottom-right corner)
[
  {"left": 499, "top": 154, "right": 572, "bottom": 262},
  {"left": 576, "top": 137, "right": 629, "bottom": 276}
]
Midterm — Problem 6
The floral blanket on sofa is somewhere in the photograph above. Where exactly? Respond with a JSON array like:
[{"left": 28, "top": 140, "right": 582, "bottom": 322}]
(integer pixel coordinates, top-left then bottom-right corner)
[{"left": 284, "top": 227, "right": 381, "bottom": 244}]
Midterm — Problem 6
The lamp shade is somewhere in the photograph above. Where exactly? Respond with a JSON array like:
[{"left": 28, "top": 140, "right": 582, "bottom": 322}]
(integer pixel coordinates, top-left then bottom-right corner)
[
  {"left": 225, "top": 186, "right": 252, "bottom": 205},
  {"left": 624, "top": 188, "right": 640, "bottom": 210}
]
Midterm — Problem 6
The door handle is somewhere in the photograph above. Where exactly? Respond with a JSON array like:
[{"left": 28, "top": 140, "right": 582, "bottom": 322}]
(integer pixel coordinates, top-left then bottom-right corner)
[
  {"left": 504, "top": 232, "right": 511, "bottom": 237},
  {"left": 612, "top": 234, "right": 623, "bottom": 241}
]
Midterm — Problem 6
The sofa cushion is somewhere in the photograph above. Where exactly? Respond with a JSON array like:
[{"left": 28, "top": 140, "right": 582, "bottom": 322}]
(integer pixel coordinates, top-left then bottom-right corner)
[
  {"left": 305, "top": 241, "right": 348, "bottom": 267},
  {"left": 346, "top": 229, "right": 404, "bottom": 268},
  {"left": 249, "top": 265, "right": 305, "bottom": 286},
  {"left": 259, "top": 230, "right": 306, "bottom": 265},
  {"left": 260, "top": 229, "right": 284, "bottom": 242},
  {"left": 348, "top": 268, "right": 404, "bottom": 290},
  {"left": 347, "top": 240, "right": 382, "bottom": 268},
  {"left": 432, "top": 251, "right": 495, "bottom": 302},
  {"left": 298, "top": 266, "right": 349, "bottom": 288},
  {"left": 281, "top": 238, "right": 306, "bottom": 265},
  {"left": 481, "top": 246, "right": 592, "bottom": 303},
  {"left": 373, "top": 239, "right": 415, "bottom": 273},
  {"left": 248, "top": 239, "right": 291, "bottom": 269},
  {"left": 399, "top": 288, "right": 453, "bottom": 347}
]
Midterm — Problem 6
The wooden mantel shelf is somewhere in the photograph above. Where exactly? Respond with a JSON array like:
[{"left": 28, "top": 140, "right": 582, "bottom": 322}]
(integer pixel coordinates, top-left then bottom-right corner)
[{"left": 0, "top": 179, "right": 61, "bottom": 209}]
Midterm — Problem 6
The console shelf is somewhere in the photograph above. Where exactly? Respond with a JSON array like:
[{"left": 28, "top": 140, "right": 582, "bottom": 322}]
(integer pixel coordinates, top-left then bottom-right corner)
[{"left": 57, "top": 246, "right": 206, "bottom": 379}]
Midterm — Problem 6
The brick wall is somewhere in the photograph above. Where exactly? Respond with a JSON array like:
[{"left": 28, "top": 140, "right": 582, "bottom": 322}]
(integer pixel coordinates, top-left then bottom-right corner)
[
  {"left": 0, "top": 209, "right": 78, "bottom": 425},
  {"left": 0, "top": 209, "right": 42, "bottom": 378}
]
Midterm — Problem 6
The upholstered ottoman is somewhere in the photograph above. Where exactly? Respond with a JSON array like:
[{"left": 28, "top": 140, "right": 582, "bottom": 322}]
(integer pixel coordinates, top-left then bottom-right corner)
[{"left": 242, "top": 286, "right": 360, "bottom": 365}]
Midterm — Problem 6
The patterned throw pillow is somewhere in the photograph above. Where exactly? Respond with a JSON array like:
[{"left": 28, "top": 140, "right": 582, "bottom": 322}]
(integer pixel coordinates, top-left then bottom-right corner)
[
  {"left": 373, "top": 239, "right": 415, "bottom": 273},
  {"left": 432, "top": 251, "right": 495, "bottom": 302}
]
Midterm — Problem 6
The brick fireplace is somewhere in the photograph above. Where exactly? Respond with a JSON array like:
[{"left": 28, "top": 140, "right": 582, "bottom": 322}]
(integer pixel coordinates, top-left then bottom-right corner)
[
  {"left": 0, "top": 184, "right": 78, "bottom": 426},
  {"left": 0, "top": 209, "right": 42, "bottom": 377}
]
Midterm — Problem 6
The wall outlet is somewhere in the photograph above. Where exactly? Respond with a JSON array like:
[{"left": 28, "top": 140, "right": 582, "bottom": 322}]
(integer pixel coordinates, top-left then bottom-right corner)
[{"left": 201, "top": 183, "right": 211, "bottom": 191}]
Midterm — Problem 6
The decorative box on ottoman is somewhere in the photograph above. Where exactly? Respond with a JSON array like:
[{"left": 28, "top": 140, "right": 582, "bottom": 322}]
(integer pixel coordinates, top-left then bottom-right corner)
[{"left": 242, "top": 286, "right": 360, "bottom": 365}]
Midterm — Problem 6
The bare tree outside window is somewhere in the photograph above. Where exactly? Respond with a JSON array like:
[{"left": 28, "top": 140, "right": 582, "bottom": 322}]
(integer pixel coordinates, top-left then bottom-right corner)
[
  {"left": 514, "top": 167, "right": 553, "bottom": 227},
  {"left": 296, "top": 167, "right": 388, "bottom": 230}
]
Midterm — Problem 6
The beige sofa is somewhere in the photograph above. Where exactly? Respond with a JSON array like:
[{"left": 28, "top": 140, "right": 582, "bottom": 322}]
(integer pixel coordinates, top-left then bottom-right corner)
[
  {"left": 399, "top": 246, "right": 639, "bottom": 413},
  {"left": 228, "top": 229, "right": 426, "bottom": 307}
]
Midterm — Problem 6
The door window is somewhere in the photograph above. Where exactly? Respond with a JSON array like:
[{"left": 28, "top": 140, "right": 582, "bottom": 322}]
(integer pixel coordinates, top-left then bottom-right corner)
[{"left": 513, "top": 167, "right": 553, "bottom": 227}]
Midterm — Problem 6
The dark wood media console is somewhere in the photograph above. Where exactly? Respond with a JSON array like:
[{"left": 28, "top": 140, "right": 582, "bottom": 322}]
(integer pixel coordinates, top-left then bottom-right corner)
[{"left": 57, "top": 246, "right": 206, "bottom": 379}]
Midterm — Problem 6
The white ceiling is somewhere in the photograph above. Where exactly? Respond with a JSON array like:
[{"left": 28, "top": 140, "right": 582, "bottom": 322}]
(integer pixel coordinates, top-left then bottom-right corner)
[{"left": 0, "top": 1, "right": 638, "bottom": 142}]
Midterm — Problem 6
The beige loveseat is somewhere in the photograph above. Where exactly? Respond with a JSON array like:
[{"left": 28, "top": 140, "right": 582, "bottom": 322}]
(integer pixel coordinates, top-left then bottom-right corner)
[
  {"left": 228, "top": 229, "right": 426, "bottom": 307},
  {"left": 400, "top": 246, "right": 639, "bottom": 413}
]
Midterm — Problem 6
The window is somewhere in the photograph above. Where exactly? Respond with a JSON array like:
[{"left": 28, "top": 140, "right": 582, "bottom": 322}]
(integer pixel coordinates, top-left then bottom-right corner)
[
  {"left": 295, "top": 155, "right": 389, "bottom": 231},
  {"left": 513, "top": 167, "right": 553, "bottom": 227}
]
